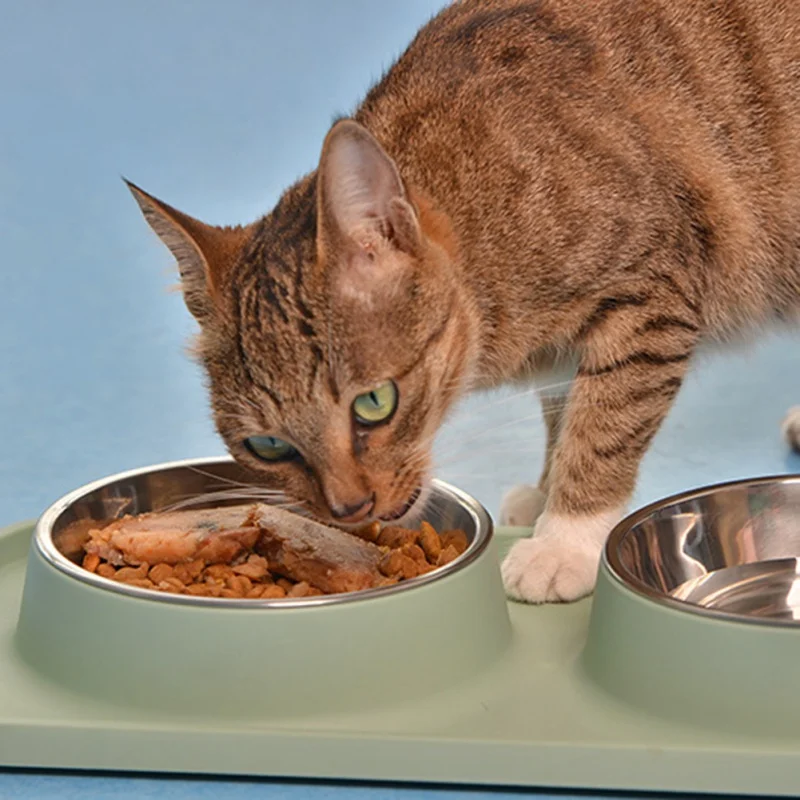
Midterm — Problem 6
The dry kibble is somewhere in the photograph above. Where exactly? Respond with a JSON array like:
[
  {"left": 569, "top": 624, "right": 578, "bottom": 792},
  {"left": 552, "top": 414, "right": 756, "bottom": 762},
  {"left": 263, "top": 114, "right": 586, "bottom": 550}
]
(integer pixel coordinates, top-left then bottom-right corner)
[
  {"left": 148, "top": 563, "right": 174, "bottom": 584},
  {"left": 262, "top": 584, "right": 287, "bottom": 599},
  {"left": 379, "top": 550, "right": 421, "bottom": 580},
  {"left": 184, "top": 584, "right": 211, "bottom": 596},
  {"left": 354, "top": 520, "right": 381, "bottom": 542},
  {"left": 82, "top": 552, "right": 101, "bottom": 573},
  {"left": 418, "top": 521, "right": 442, "bottom": 563},
  {"left": 225, "top": 574, "right": 252, "bottom": 595},
  {"left": 114, "top": 564, "right": 149, "bottom": 582},
  {"left": 232, "top": 555, "right": 269, "bottom": 580},
  {"left": 172, "top": 563, "right": 192, "bottom": 584},
  {"left": 379, "top": 550, "right": 405, "bottom": 578},
  {"left": 205, "top": 564, "right": 233, "bottom": 580},
  {"left": 229, "top": 563, "right": 264, "bottom": 580},
  {"left": 401, "top": 543, "right": 428, "bottom": 565},
  {"left": 377, "top": 526, "right": 418, "bottom": 549},
  {"left": 276, "top": 578, "right": 294, "bottom": 593},
  {"left": 289, "top": 581, "right": 313, "bottom": 598},
  {"left": 96, "top": 563, "right": 117, "bottom": 579},
  {"left": 437, "top": 544, "right": 459, "bottom": 566},
  {"left": 400, "top": 555, "right": 423, "bottom": 579},
  {"left": 158, "top": 577, "right": 186, "bottom": 593},
  {"left": 186, "top": 559, "right": 205, "bottom": 579},
  {"left": 124, "top": 578, "right": 155, "bottom": 589},
  {"left": 441, "top": 529, "right": 468, "bottom": 555}
]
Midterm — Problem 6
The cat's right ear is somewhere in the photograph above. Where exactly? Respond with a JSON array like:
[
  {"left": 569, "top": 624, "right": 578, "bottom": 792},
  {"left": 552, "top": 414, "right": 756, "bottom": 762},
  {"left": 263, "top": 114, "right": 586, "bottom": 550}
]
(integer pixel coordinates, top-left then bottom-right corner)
[
  {"left": 316, "top": 120, "right": 422, "bottom": 301},
  {"left": 125, "top": 180, "right": 249, "bottom": 322}
]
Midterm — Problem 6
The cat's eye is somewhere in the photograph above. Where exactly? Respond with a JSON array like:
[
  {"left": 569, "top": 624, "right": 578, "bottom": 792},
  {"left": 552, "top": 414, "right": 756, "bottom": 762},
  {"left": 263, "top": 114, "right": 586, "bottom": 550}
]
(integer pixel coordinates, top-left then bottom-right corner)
[
  {"left": 244, "top": 435, "right": 297, "bottom": 462},
  {"left": 352, "top": 380, "right": 398, "bottom": 426}
]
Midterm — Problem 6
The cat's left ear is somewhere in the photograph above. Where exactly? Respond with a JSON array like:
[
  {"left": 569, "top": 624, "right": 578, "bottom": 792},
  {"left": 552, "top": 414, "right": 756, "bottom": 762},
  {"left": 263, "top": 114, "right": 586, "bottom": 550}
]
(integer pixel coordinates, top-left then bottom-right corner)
[
  {"left": 125, "top": 180, "right": 249, "bottom": 323},
  {"left": 317, "top": 120, "right": 422, "bottom": 266}
]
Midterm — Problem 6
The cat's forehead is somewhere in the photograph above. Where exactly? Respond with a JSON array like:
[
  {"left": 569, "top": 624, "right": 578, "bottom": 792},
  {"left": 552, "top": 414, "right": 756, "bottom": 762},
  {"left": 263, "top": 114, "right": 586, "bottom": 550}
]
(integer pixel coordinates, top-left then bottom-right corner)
[
  {"left": 232, "top": 274, "right": 417, "bottom": 395},
  {"left": 230, "top": 273, "right": 407, "bottom": 415}
]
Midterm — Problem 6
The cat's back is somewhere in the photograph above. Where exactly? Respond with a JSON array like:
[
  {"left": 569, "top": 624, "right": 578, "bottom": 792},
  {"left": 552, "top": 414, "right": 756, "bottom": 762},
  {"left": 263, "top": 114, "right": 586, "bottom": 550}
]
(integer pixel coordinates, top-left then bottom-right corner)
[
  {"left": 362, "top": 0, "right": 800, "bottom": 156},
  {"left": 356, "top": 0, "right": 800, "bottom": 334},
  {"left": 384, "top": 0, "right": 800, "bottom": 93}
]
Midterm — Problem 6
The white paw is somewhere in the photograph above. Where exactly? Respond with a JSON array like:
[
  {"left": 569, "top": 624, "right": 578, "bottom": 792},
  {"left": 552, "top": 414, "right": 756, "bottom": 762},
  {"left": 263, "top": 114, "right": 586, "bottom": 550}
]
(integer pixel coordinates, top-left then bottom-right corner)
[
  {"left": 782, "top": 407, "right": 800, "bottom": 452},
  {"left": 501, "top": 508, "right": 623, "bottom": 603},
  {"left": 500, "top": 484, "right": 547, "bottom": 527}
]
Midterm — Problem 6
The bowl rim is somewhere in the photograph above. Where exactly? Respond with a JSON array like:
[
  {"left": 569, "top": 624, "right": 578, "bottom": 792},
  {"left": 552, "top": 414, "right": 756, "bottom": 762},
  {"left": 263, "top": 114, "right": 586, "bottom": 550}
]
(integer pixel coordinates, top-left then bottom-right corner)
[
  {"left": 603, "top": 472, "right": 800, "bottom": 628},
  {"left": 34, "top": 456, "right": 494, "bottom": 609}
]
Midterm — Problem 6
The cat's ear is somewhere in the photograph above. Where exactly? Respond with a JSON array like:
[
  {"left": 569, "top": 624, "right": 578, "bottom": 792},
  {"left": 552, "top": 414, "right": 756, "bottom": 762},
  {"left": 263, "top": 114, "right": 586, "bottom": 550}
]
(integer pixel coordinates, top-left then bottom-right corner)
[
  {"left": 126, "top": 180, "right": 248, "bottom": 322},
  {"left": 317, "top": 120, "right": 422, "bottom": 266}
]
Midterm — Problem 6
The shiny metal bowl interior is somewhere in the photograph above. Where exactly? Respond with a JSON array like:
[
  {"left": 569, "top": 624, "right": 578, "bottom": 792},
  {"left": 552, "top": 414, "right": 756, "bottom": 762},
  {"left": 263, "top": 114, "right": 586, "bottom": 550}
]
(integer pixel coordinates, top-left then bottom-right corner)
[
  {"left": 35, "top": 457, "right": 491, "bottom": 608},
  {"left": 605, "top": 475, "right": 800, "bottom": 626}
]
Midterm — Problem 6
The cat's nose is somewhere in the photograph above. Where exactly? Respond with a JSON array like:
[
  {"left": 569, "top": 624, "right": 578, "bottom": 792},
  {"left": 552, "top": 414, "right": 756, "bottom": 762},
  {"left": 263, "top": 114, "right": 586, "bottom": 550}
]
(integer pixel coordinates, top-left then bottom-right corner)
[{"left": 328, "top": 494, "right": 375, "bottom": 523}]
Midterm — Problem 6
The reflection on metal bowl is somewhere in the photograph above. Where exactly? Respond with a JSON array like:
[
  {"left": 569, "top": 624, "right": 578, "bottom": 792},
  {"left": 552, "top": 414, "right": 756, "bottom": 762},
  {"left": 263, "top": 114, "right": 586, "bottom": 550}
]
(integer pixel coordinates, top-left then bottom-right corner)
[{"left": 606, "top": 475, "right": 800, "bottom": 625}]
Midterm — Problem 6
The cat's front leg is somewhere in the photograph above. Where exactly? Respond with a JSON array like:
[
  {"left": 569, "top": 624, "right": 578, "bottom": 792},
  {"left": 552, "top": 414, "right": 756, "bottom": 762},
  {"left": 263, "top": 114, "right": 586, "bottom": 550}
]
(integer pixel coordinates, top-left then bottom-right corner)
[
  {"left": 783, "top": 406, "right": 800, "bottom": 452},
  {"left": 502, "top": 288, "right": 701, "bottom": 603},
  {"left": 500, "top": 391, "right": 566, "bottom": 526}
]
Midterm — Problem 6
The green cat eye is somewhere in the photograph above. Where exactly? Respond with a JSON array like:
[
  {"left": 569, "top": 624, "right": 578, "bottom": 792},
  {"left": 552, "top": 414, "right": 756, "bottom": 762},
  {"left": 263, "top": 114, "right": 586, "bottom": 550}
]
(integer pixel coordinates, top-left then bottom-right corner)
[
  {"left": 352, "top": 380, "right": 398, "bottom": 426},
  {"left": 244, "top": 435, "right": 297, "bottom": 462}
]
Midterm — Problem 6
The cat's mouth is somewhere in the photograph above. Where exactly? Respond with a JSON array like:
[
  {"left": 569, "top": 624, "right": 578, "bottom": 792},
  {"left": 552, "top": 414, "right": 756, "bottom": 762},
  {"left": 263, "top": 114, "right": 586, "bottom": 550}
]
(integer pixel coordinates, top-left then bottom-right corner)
[{"left": 379, "top": 486, "right": 422, "bottom": 522}]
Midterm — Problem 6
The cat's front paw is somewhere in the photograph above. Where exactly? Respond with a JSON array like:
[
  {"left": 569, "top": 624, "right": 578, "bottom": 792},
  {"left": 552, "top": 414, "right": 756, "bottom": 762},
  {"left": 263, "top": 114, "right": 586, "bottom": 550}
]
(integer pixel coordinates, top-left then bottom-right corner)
[
  {"left": 499, "top": 484, "right": 547, "bottom": 527},
  {"left": 500, "top": 508, "right": 622, "bottom": 603}
]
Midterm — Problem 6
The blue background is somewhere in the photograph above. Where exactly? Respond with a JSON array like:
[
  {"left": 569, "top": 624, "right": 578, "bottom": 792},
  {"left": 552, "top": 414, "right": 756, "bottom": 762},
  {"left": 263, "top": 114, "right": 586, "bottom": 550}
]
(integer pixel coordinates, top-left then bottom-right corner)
[{"left": 1, "top": 1, "right": 798, "bottom": 797}]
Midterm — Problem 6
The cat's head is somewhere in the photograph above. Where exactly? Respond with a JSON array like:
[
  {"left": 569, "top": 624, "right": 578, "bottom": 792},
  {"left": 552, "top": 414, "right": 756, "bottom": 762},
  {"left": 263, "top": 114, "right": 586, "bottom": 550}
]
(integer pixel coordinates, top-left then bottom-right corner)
[{"left": 129, "top": 120, "right": 478, "bottom": 526}]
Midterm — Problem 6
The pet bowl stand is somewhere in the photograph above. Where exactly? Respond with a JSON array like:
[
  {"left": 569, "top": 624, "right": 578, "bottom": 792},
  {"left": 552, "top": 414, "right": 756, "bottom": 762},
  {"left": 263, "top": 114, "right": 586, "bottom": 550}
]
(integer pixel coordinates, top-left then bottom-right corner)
[{"left": 1, "top": 520, "right": 798, "bottom": 796}]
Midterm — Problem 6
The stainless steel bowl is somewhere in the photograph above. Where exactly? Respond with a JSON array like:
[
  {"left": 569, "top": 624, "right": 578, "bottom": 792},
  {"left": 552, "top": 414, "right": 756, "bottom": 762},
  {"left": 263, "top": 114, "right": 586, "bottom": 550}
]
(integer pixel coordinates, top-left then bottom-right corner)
[
  {"left": 37, "top": 456, "right": 490, "bottom": 607},
  {"left": 584, "top": 474, "right": 800, "bottom": 735},
  {"left": 17, "top": 457, "right": 511, "bottom": 717},
  {"left": 605, "top": 474, "right": 800, "bottom": 626}
]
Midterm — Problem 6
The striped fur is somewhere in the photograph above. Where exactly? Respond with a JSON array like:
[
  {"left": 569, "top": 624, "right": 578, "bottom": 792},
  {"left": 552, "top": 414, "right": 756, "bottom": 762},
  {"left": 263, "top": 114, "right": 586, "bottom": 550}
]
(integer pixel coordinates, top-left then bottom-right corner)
[{"left": 130, "top": 0, "right": 800, "bottom": 601}]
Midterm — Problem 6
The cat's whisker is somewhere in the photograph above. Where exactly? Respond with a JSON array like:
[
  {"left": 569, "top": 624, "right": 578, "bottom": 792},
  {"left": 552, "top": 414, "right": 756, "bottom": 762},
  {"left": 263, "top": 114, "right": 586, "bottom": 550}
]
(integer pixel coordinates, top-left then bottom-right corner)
[
  {"left": 183, "top": 467, "right": 292, "bottom": 497},
  {"left": 184, "top": 466, "right": 266, "bottom": 489},
  {"left": 420, "top": 492, "right": 465, "bottom": 521},
  {"left": 438, "top": 395, "right": 602, "bottom": 453},
  {"left": 455, "top": 389, "right": 575, "bottom": 421},
  {"left": 432, "top": 410, "right": 554, "bottom": 458},
  {"left": 161, "top": 486, "right": 304, "bottom": 513},
  {"left": 197, "top": 481, "right": 287, "bottom": 497},
  {"left": 446, "top": 384, "right": 547, "bottom": 418}
]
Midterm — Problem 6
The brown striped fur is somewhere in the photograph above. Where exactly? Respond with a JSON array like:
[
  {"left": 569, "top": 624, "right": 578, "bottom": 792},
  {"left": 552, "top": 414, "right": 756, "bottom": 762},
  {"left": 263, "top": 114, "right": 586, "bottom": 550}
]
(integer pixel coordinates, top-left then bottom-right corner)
[{"left": 130, "top": 0, "right": 800, "bottom": 599}]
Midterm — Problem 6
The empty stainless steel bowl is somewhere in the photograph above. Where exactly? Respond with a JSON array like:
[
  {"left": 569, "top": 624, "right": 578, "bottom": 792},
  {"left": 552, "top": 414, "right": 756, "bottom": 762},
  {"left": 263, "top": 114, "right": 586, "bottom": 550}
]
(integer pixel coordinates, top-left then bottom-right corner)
[
  {"left": 605, "top": 474, "right": 800, "bottom": 625},
  {"left": 583, "top": 474, "right": 800, "bottom": 735}
]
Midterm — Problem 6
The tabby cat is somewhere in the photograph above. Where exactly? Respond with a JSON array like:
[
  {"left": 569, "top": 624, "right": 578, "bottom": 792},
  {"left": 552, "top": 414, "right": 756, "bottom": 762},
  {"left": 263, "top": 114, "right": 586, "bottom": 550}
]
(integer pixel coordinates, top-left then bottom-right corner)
[{"left": 128, "top": 0, "right": 800, "bottom": 604}]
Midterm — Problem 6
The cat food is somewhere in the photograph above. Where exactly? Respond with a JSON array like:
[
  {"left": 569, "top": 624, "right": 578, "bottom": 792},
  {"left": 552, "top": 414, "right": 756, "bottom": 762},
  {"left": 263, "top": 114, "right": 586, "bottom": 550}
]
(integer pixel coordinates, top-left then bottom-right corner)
[{"left": 63, "top": 503, "right": 469, "bottom": 599}]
